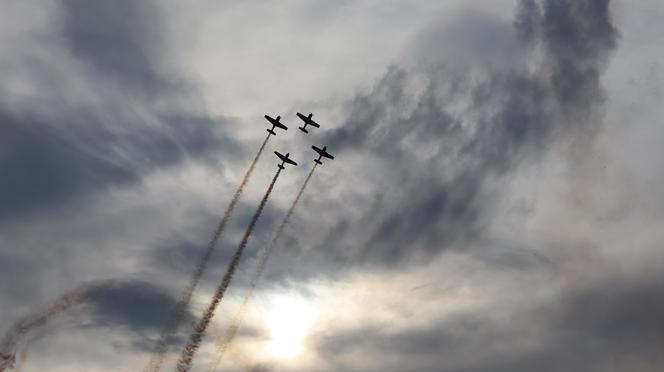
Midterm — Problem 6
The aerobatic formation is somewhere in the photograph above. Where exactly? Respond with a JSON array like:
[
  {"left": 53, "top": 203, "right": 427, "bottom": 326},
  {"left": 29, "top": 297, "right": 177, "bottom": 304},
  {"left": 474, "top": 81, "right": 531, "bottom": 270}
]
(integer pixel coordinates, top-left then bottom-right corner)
[
  {"left": 174, "top": 113, "right": 333, "bottom": 371},
  {"left": 4, "top": 1, "right": 650, "bottom": 370},
  {"left": 0, "top": 113, "right": 333, "bottom": 372}
]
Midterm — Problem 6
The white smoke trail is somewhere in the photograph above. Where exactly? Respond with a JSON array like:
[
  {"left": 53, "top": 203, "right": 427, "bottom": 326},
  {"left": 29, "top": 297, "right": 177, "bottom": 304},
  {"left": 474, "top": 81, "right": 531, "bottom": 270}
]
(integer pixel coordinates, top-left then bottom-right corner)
[
  {"left": 145, "top": 134, "right": 271, "bottom": 372},
  {"left": 176, "top": 168, "right": 283, "bottom": 372},
  {"left": 207, "top": 164, "right": 318, "bottom": 372}
]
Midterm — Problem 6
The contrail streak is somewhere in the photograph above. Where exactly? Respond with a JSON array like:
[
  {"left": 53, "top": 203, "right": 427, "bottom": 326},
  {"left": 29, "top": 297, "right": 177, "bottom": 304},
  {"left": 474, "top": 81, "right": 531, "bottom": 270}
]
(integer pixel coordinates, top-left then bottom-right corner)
[
  {"left": 145, "top": 133, "right": 270, "bottom": 372},
  {"left": 176, "top": 167, "right": 283, "bottom": 372},
  {"left": 12, "top": 324, "right": 60, "bottom": 372},
  {"left": 1, "top": 287, "right": 87, "bottom": 355},
  {"left": 0, "top": 281, "right": 114, "bottom": 372},
  {"left": 207, "top": 164, "right": 317, "bottom": 372}
]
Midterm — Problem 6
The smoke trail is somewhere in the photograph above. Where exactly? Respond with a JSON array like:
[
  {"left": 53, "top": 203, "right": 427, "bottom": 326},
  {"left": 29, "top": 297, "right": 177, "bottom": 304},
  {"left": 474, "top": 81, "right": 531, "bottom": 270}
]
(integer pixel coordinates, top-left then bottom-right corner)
[
  {"left": 0, "top": 354, "right": 14, "bottom": 372},
  {"left": 1, "top": 288, "right": 87, "bottom": 354},
  {"left": 12, "top": 324, "right": 60, "bottom": 372},
  {"left": 176, "top": 167, "right": 283, "bottom": 372},
  {"left": 0, "top": 281, "right": 115, "bottom": 372},
  {"left": 145, "top": 133, "right": 270, "bottom": 372},
  {"left": 208, "top": 164, "right": 318, "bottom": 372}
]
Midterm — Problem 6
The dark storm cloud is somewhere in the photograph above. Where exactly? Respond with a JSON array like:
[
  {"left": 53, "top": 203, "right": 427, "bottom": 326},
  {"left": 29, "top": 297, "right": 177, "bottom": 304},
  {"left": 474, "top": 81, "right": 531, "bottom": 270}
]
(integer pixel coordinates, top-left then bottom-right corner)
[
  {"left": 1, "top": 280, "right": 195, "bottom": 358},
  {"left": 312, "top": 0, "right": 617, "bottom": 267},
  {"left": 534, "top": 0, "right": 617, "bottom": 112},
  {"left": 514, "top": 0, "right": 541, "bottom": 45},
  {"left": 59, "top": 0, "right": 170, "bottom": 96},
  {"left": 83, "top": 280, "right": 196, "bottom": 334},
  {"left": 316, "top": 277, "right": 664, "bottom": 372},
  {"left": 552, "top": 279, "right": 664, "bottom": 365},
  {"left": 0, "top": 111, "right": 127, "bottom": 218},
  {"left": 0, "top": 107, "right": 235, "bottom": 221},
  {"left": 147, "top": 200, "right": 281, "bottom": 277},
  {"left": 0, "top": 0, "right": 239, "bottom": 222},
  {"left": 0, "top": 0, "right": 238, "bottom": 360}
]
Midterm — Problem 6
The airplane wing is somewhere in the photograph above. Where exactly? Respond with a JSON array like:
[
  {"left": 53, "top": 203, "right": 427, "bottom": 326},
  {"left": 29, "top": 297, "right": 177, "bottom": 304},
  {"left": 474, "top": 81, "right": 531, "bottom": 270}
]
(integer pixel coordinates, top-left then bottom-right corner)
[
  {"left": 275, "top": 151, "right": 297, "bottom": 166},
  {"left": 275, "top": 151, "right": 287, "bottom": 162},
  {"left": 296, "top": 112, "right": 308, "bottom": 121},
  {"left": 297, "top": 112, "right": 320, "bottom": 127},
  {"left": 265, "top": 115, "right": 288, "bottom": 130},
  {"left": 312, "top": 145, "right": 334, "bottom": 159}
]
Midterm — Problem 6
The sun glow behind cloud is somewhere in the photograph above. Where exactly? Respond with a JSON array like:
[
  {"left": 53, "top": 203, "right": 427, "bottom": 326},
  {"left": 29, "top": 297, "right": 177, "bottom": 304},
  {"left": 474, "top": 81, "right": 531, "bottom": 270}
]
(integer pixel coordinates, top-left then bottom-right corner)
[{"left": 263, "top": 293, "right": 318, "bottom": 359}]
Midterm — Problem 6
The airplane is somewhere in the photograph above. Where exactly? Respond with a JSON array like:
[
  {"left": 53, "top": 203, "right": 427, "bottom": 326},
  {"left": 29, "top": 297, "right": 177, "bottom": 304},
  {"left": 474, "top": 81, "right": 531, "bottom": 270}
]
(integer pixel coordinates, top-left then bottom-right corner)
[
  {"left": 312, "top": 145, "right": 334, "bottom": 165},
  {"left": 264, "top": 114, "right": 288, "bottom": 136},
  {"left": 274, "top": 151, "right": 298, "bottom": 170},
  {"left": 296, "top": 112, "right": 321, "bottom": 133}
]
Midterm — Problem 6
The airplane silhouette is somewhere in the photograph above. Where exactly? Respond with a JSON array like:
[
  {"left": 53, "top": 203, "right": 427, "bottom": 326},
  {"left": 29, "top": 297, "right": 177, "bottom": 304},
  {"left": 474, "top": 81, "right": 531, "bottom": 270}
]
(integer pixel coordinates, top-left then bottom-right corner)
[
  {"left": 296, "top": 112, "right": 321, "bottom": 133},
  {"left": 264, "top": 115, "right": 288, "bottom": 136},
  {"left": 274, "top": 151, "right": 298, "bottom": 169},
  {"left": 312, "top": 145, "right": 334, "bottom": 165}
]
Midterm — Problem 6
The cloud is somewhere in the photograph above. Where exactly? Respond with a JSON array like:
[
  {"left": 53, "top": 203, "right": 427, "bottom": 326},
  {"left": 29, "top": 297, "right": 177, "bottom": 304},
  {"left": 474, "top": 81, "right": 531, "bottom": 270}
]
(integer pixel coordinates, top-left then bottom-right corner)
[
  {"left": 296, "top": 0, "right": 618, "bottom": 269},
  {"left": 0, "top": 0, "right": 241, "bottom": 363},
  {"left": 5, "top": 1, "right": 662, "bottom": 371},
  {"left": 1, "top": 280, "right": 196, "bottom": 359},
  {"left": 312, "top": 272, "right": 664, "bottom": 372},
  {"left": 59, "top": 0, "right": 170, "bottom": 97},
  {"left": 83, "top": 280, "right": 196, "bottom": 336},
  {"left": 0, "top": 110, "right": 228, "bottom": 220},
  {"left": 0, "top": 0, "right": 239, "bottom": 222}
]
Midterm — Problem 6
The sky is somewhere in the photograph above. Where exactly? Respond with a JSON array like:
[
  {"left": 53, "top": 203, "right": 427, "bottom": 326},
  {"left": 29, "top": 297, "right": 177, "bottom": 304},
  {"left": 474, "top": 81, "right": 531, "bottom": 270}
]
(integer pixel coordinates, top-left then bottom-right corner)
[{"left": 1, "top": 0, "right": 663, "bottom": 371}]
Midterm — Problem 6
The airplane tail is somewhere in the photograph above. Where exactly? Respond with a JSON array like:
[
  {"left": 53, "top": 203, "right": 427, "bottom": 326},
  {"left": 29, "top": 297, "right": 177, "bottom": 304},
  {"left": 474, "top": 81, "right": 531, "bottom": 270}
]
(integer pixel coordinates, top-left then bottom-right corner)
[
  {"left": 299, "top": 126, "right": 308, "bottom": 133},
  {"left": 278, "top": 164, "right": 285, "bottom": 170},
  {"left": 267, "top": 129, "right": 276, "bottom": 136},
  {"left": 314, "top": 159, "right": 323, "bottom": 165}
]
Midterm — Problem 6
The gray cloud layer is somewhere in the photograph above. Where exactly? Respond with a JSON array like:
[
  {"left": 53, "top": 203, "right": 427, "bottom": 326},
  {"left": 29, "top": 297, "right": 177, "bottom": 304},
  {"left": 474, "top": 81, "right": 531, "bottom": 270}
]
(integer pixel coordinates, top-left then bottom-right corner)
[
  {"left": 255, "top": 1, "right": 663, "bottom": 371},
  {"left": 1, "top": 280, "right": 195, "bottom": 359},
  {"left": 316, "top": 276, "right": 664, "bottom": 372},
  {"left": 60, "top": 0, "right": 169, "bottom": 97},
  {"left": 0, "top": 0, "right": 237, "bottom": 365},
  {"left": 3, "top": 0, "right": 664, "bottom": 371},
  {"left": 0, "top": 0, "right": 238, "bottom": 222},
  {"left": 304, "top": 0, "right": 617, "bottom": 268}
]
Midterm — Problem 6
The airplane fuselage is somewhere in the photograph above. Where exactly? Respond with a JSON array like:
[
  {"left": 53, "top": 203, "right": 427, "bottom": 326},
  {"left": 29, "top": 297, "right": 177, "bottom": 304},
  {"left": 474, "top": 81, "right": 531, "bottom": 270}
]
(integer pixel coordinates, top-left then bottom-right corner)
[
  {"left": 297, "top": 112, "right": 320, "bottom": 133},
  {"left": 274, "top": 151, "right": 297, "bottom": 169},
  {"left": 264, "top": 115, "right": 287, "bottom": 136},
  {"left": 311, "top": 145, "right": 334, "bottom": 165}
]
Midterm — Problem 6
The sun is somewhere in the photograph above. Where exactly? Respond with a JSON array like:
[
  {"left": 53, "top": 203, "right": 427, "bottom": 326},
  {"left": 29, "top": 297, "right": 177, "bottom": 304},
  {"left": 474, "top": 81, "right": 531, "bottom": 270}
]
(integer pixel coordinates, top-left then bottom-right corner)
[{"left": 263, "top": 293, "right": 318, "bottom": 359}]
